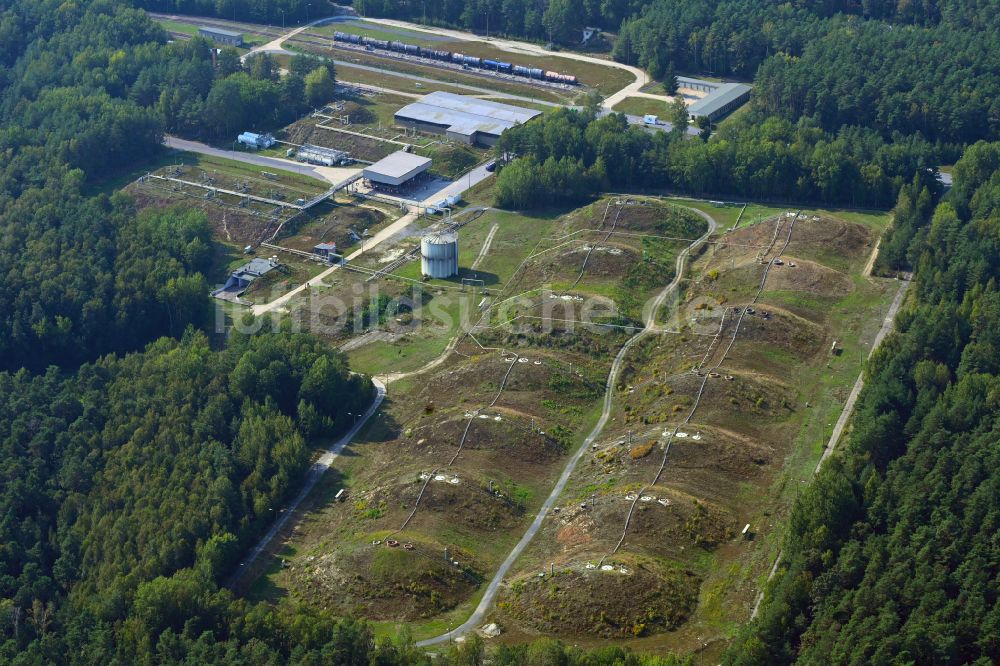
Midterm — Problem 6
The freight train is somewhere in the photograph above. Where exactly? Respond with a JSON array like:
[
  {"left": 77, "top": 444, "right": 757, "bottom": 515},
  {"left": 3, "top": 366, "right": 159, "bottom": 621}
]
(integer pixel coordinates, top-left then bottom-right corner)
[{"left": 331, "top": 31, "right": 579, "bottom": 85}]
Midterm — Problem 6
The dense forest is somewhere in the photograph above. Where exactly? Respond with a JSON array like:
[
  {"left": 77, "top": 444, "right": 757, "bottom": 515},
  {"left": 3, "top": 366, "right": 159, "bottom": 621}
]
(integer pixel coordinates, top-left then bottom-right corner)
[
  {"left": 493, "top": 106, "right": 941, "bottom": 208},
  {"left": 0, "top": 330, "right": 372, "bottom": 660},
  {"left": 129, "top": 0, "right": 334, "bottom": 24},
  {"left": 725, "top": 142, "right": 1000, "bottom": 664}
]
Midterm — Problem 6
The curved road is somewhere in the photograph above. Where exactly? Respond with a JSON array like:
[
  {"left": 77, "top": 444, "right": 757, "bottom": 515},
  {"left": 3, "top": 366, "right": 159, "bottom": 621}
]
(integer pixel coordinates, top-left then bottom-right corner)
[
  {"left": 416, "top": 205, "right": 717, "bottom": 646},
  {"left": 229, "top": 377, "right": 386, "bottom": 586}
]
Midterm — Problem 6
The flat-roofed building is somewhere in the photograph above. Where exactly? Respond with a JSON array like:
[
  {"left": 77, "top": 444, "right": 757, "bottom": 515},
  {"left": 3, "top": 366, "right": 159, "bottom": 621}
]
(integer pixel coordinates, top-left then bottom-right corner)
[
  {"left": 313, "top": 242, "right": 338, "bottom": 261},
  {"left": 686, "top": 82, "right": 752, "bottom": 122},
  {"left": 394, "top": 92, "right": 541, "bottom": 146},
  {"left": 198, "top": 27, "right": 244, "bottom": 47},
  {"left": 363, "top": 151, "right": 432, "bottom": 188}
]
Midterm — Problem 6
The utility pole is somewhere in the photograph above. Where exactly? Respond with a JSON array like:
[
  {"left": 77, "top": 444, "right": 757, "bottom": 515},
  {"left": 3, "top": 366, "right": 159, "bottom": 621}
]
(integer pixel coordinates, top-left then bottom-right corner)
[{"left": 280, "top": 9, "right": 285, "bottom": 29}]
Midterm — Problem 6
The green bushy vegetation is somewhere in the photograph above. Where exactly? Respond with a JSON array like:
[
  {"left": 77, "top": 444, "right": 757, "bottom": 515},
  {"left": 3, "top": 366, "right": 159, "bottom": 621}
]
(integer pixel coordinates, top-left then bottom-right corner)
[
  {"left": 494, "top": 108, "right": 941, "bottom": 209},
  {"left": 133, "top": 0, "right": 331, "bottom": 25}
]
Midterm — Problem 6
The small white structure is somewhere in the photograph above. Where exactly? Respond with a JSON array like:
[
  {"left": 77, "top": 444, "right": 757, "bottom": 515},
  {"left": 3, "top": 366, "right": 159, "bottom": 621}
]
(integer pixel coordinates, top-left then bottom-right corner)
[
  {"left": 421, "top": 232, "right": 459, "bottom": 279},
  {"left": 643, "top": 114, "right": 658, "bottom": 125},
  {"left": 237, "top": 132, "right": 275, "bottom": 149}
]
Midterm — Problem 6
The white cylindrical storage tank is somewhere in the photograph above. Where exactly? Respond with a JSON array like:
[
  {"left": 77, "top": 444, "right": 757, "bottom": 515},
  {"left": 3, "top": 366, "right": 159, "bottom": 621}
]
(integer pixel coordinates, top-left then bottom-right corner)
[{"left": 421, "top": 232, "right": 459, "bottom": 279}]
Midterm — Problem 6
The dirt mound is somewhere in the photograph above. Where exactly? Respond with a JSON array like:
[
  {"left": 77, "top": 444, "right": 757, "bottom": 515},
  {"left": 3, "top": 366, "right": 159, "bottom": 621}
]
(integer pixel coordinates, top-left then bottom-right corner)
[
  {"left": 590, "top": 426, "right": 773, "bottom": 495},
  {"left": 404, "top": 410, "right": 564, "bottom": 464},
  {"left": 294, "top": 539, "right": 481, "bottom": 621},
  {"left": 763, "top": 257, "right": 853, "bottom": 297},
  {"left": 663, "top": 427, "right": 773, "bottom": 479},
  {"left": 413, "top": 480, "right": 525, "bottom": 532},
  {"left": 566, "top": 243, "right": 640, "bottom": 278},
  {"left": 499, "top": 555, "right": 699, "bottom": 638},
  {"left": 622, "top": 491, "right": 736, "bottom": 551},
  {"left": 499, "top": 292, "right": 626, "bottom": 331},
  {"left": 663, "top": 370, "right": 796, "bottom": 441},
  {"left": 516, "top": 242, "right": 639, "bottom": 288},
  {"left": 710, "top": 216, "right": 787, "bottom": 267},
  {"left": 785, "top": 217, "right": 872, "bottom": 267},
  {"left": 724, "top": 306, "right": 827, "bottom": 369}
]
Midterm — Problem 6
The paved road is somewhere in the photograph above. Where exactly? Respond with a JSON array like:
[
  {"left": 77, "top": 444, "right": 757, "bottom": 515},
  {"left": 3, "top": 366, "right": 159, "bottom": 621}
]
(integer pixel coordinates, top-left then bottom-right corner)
[
  {"left": 416, "top": 204, "right": 718, "bottom": 647},
  {"left": 749, "top": 276, "right": 910, "bottom": 619},
  {"left": 229, "top": 377, "right": 387, "bottom": 587},
  {"left": 163, "top": 136, "right": 361, "bottom": 185},
  {"left": 420, "top": 161, "right": 495, "bottom": 205},
  {"left": 242, "top": 15, "right": 338, "bottom": 61},
  {"left": 597, "top": 109, "right": 702, "bottom": 136}
]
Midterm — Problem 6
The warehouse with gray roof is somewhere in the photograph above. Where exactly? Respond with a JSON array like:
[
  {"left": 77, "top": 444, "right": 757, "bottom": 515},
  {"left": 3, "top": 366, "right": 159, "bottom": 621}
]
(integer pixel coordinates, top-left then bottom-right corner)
[
  {"left": 198, "top": 27, "right": 244, "bottom": 47},
  {"left": 394, "top": 92, "right": 541, "bottom": 146},
  {"left": 363, "top": 151, "right": 433, "bottom": 189},
  {"left": 686, "top": 82, "right": 752, "bottom": 121}
]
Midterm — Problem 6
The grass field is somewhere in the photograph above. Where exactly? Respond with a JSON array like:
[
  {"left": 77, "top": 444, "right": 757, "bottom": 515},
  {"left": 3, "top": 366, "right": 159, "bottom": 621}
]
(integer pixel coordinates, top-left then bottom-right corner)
[
  {"left": 336, "top": 63, "right": 485, "bottom": 97},
  {"left": 154, "top": 19, "right": 199, "bottom": 37},
  {"left": 311, "top": 21, "right": 449, "bottom": 48},
  {"left": 612, "top": 96, "right": 673, "bottom": 118}
]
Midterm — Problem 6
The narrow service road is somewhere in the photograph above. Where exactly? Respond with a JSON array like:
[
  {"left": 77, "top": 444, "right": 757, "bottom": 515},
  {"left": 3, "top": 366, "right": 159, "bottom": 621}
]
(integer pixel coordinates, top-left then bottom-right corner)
[{"left": 229, "top": 377, "right": 386, "bottom": 587}]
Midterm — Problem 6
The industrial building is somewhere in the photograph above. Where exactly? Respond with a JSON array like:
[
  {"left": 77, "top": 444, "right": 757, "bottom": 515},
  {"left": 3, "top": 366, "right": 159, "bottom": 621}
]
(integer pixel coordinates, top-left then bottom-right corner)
[
  {"left": 295, "top": 144, "right": 350, "bottom": 167},
  {"left": 421, "top": 232, "right": 459, "bottom": 279},
  {"left": 684, "top": 81, "right": 753, "bottom": 122},
  {"left": 394, "top": 92, "right": 541, "bottom": 147},
  {"left": 237, "top": 132, "right": 275, "bottom": 149},
  {"left": 676, "top": 76, "right": 718, "bottom": 94},
  {"left": 198, "top": 27, "right": 244, "bottom": 47},
  {"left": 212, "top": 257, "right": 279, "bottom": 301},
  {"left": 363, "top": 151, "right": 433, "bottom": 191},
  {"left": 313, "top": 242, "right": 338, "bottom": 260}
]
